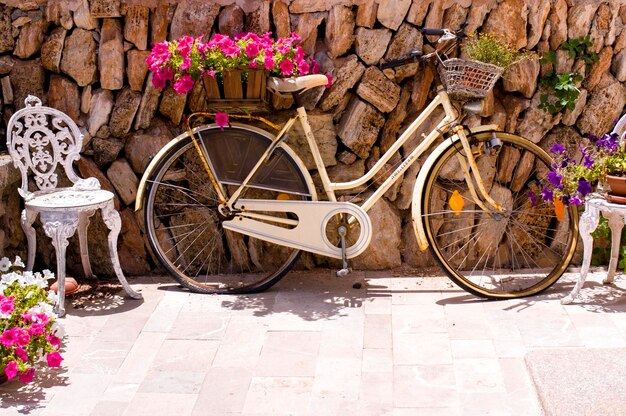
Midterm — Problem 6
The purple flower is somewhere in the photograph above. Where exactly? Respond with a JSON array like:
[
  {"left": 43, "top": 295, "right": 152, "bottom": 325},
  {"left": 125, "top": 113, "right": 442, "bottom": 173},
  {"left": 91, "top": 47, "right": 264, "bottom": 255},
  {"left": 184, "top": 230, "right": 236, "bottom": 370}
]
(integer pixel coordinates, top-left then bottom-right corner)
[
  {"left": 550, "top": 143, "right": 566, "bottom": 155},
  {"left": 596, "top": 133, "right": 619, "bottom": 152},
  {"left": 570, "top": 196, "right": 584, "bottom": 205},
  {"left": 528, "top": 191, "right": 538, "bottom": 207},
  {"left": 541, "top": 186, "right": 554, "bottom": 202},
  {"left": 577, "top": 178, "right": 592, "bottom": 197},
  {"left": 547, "top": 171, "right": 563, "bottom": 187},
  {"left": 583, "top": 153, "right": 594, "bottom": 168}
]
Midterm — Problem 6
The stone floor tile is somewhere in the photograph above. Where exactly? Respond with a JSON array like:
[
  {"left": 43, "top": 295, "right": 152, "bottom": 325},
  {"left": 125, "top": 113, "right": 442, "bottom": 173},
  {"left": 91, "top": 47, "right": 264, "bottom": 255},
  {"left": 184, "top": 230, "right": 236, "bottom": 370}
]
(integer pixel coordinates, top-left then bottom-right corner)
[
  {"left": 312, "top": 356, "right": 361, "bottom": 399},
  {"left": 307, "top": 391, "right": 359, "bottom": 415},
  {"left": 242, "top": 377, "right": 313, "bottom": 415},
  {"left": 359, "top": 371, "right": 393, "bottom": 408},
  {"left": 212, "top": 317, "right": 267, "bottom": 369},
  {"left": 254, "top": 331, "right": 321, "bottom": 377},
  {"left": 123, "top": 393, "right": 197, "bottom": 416},
  {"left": 137, "top": 370, "right": 206, "bottom": 394},
  {"left": 393, "top": 365, "right": 459, "bottom": 408},
  {"left": 72, "top": 339, "right": 135, "bottom": 375},
  {"left": 318, "top": 326, "right": 364, "bottom": 359},
  {"left": 566, "top": 311, "right": 626, "bottom": 348},
  {"left": 364, "top": 313, "right": 392, "bottom": 349},
  {"left": 142, "top": 290, "right": 189, "bottom": 333},
  {"left": 101, "top": 382, "right": 139, "bottom": 402},
  {"left": 393, "top": 408, "right": 461, "bottom": 416},
  {"left": 362, "top": 293, "right": 392, "bottom": 314},
  {"left": 460, "top": 392, "right": 512, "bottom": 415},
  {"left": 38, "top": 373, "right": 114, "bottom": 415},
  {"left": 392, "top": 304, "right": 447, "bottom": 334},
  {"left": 151, "top": 339, "right": 219, "bottom": 372},
  {"left": 499, "top": 358, "right": 542, "bottom": 415},
  {"left": 167, "top": 311, "right": 230, "bottom": 340},
  {"left": 450, "top": 339, "right": 497, "bottom": 359},
  {"left": 515, "top": 316, "right": 583, "bottom": 348},
  {"left": 362, "top": 348, "right": 393, "bottom": 373},
  {"left": 115, "top": 332, "right": 167, "bottom": 383},
  {"left": 192, "top": 367, "right": 252, "bottom": 415},
  {"left": 393, "top": 332, "right": 452, "bottom": 365},
  {"left": 453, "top": 358, "right": 506, "bottom": 393},
  {"left": 90, "top": 400, "right": 129, "bottom": 416}
]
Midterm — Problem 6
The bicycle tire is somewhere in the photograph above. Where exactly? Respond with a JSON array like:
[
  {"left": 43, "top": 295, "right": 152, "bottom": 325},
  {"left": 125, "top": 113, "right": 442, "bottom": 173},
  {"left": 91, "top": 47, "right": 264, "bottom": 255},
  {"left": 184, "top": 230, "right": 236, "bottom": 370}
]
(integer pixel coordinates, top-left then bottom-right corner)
[
  {"left": 143, "top": 124, "right": 313, "bottom": 294},
  {"left": 421, "top": 131, "right": 578, "bottom": 298}
]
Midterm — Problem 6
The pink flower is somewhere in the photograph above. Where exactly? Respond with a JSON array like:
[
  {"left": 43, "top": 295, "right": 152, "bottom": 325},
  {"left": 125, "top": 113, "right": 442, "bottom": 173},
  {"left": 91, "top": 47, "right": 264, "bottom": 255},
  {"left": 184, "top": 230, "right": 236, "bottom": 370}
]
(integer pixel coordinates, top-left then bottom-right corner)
[
  {"left": 46, "top": 352, "right": 63, "bottom": 368},
  {"left": 19, "top": 368, "right": 35, "bottom": 384},
  {"left": 15, "top": 346, "right": 28, "bottom": 362},
  {"left": 16, "top": 329, "right": 30, "bottom": 347},
  {"left": 5, "top": 361, "right": 18, "bottom": 380},
  {"left": 249, "top": 60, "right": 258, "bottom": 69},
  {"left": 264, "top": 56, "right": 275, "bottom": 70},
  {"left": 47, "top": 334, "right": 61, "bottom": 349},
  {"left": 180, "top": 57, "right": 191, "bottom": 70},
  {"left": 245, "top": 42, "right": 260, "bottom": 57},
  {"left": 152, "top": 70, "right": 169, "bottom": 89},
  {"left": 297, "top": 61, "right": 310, "bottom": 75},
  {"left": 279, "top": 59, "right": 294, "bottom": 76},
  {"left": 311, "top": 60, "right": 320, "bottom": 74},
  {"left": 215, "top": 112, "right": 229, "bottom": 130},
  {"left": 325, "top": 74, "right": 333, "bottom": 88},
  {"left": 146, "top": 41, "right": 171, "bottom": 71},
  {"left": 176, "top": 35, "right": 195, "bottom": 58},
  {"left": 0, "top": 296, "right": 14, "bottom": 315},
  {"left": 204, "top": 70, "right": 216, "bottom": 79},
  {"left": 1, "top": 328, "right": 18, "bottom": 347},
  {"left": 290, "top": 31, "right": 302, "bottom": 43},
  {"left": 173, "top": 74, "right": 195, "bottom": 94},
  {"left": 223, "top": 45, "right": 240, "bottom": 59},
  {"left": 27, "top": 323, "right": 44, "bottom": 337}
]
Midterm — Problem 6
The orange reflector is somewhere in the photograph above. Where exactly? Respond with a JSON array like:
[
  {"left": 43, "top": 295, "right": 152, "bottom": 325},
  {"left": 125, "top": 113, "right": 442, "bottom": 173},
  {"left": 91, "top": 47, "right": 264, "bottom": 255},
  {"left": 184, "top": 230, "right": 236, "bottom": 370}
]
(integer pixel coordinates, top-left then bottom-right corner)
[
  {"left": 554, "top": 198, "right": 564, "bottom": 222},
  {"left": 449, "top": 190, "right": 464, "bottom": 216},
  {"left": 277, "top": 193, "right": 290, "bottom": 200}
]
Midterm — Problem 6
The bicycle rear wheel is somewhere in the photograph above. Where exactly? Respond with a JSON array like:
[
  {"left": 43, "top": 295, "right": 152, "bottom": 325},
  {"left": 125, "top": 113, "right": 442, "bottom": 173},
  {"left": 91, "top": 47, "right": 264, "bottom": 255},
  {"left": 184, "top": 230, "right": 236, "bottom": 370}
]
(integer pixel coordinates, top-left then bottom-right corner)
[
  {"left": 143, "top": 125, "right": 313, "bottom": 294},
  {"left": 422, "top": 131, "right": 578, "bottom": 298}
]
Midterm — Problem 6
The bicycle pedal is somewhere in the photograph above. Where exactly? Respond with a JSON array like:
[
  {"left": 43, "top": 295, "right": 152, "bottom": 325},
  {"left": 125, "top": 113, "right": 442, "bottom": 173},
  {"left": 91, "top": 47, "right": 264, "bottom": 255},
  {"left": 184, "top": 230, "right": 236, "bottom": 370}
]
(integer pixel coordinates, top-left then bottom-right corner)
[{"left": 336, "top": 268, "right": 351, "bottom": 277}]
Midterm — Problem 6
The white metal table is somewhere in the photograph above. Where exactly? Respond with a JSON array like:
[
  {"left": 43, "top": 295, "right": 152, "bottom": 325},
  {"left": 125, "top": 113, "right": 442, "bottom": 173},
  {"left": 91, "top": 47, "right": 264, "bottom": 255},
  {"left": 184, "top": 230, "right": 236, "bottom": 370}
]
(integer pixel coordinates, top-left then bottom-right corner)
[{"left": 561, "top": 196, "right": 626, "bottom": 304}]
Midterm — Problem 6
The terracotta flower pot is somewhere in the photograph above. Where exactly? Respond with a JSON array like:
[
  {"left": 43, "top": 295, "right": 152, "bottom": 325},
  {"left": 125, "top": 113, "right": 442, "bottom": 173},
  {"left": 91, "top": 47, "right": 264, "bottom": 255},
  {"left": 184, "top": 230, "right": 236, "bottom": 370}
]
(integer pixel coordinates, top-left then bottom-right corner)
[{"left": 605, "top": 174, "right": 626, "bottom": 203}]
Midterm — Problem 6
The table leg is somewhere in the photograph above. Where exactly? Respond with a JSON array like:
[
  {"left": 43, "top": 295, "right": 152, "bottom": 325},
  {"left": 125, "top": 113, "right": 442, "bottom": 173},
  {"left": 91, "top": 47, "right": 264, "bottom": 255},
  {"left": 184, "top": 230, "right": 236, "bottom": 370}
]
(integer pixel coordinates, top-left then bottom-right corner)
[
  {"left": 603, "top": 212, "right": 624, "bottom": 284},
  {"left": 562, "top": 205, "right": 600, "bottom": 304}
]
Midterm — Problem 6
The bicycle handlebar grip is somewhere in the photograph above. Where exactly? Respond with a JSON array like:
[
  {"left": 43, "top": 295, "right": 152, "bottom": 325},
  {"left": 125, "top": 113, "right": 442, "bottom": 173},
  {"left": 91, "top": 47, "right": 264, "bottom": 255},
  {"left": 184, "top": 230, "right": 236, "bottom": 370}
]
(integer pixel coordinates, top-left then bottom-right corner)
[
  {"left": 380, "top": 59, "right": 407, "bottom": 69},
  {"left": 421, "top": 28, "right": 446, "bottom": 36}
]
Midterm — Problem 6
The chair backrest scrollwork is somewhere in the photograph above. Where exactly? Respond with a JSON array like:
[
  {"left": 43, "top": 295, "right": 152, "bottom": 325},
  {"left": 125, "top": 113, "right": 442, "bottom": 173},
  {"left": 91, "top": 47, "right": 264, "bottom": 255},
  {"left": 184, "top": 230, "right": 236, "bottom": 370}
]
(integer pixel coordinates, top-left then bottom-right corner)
[{"left": 6, "top": 96, "right": 84, "bottom": 199}]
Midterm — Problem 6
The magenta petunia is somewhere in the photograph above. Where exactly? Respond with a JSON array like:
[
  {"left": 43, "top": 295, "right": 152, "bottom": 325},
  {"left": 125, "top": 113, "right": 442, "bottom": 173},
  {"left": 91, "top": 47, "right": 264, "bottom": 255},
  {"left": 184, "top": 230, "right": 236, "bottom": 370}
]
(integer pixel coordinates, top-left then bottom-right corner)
[
  {"left": 15, "top": 346, "right": 28, "bottom": 362},
  {"left": 0, "top": 327, "right": 18, "bottom": 347},
  {"left": 0, "top": 296, "right": 15, "bottom": 315},
  {"left": 16, "top": 329, "right": 30, "bottom": 347},
  {"left": 325, "top": 74, "right": 333, "bottom": 88},
  {"left": 46, "top": 352, "right": 64, "bottom": 368},
  {"left": 245, "top": 42, "right": 260, "bottom": 57},
  {"left": 176, "top": 35, "right": 195, "bottom": 58},
  {"left": 215, "top": 112, "right": 229, "bottom": 130},
  {"left": 19, "top": 368, "right": 35, "bottom": 384},
  {"left": 173, "top": 75, "right": 195, "bottom": 94},
  {"left": 27, "top": 323, "right": 45, "bottom": 336},
  {"left": 47, "top": 334, "right": 61, "bottom": 349},
  {"left": 279, "top": 59, "right": 294, "bottom": 76},
  {"left": 264, "top": 56, "right": 275, "bottom": 70},
  {"left": 5, "top": 361, "right": 18, "bottom": 380},
  {"left": 297, "top": 61, "right": 310, "bottom": 75},
  {"left": 152, "top": 70, "right": 169, "bottom": 89}
]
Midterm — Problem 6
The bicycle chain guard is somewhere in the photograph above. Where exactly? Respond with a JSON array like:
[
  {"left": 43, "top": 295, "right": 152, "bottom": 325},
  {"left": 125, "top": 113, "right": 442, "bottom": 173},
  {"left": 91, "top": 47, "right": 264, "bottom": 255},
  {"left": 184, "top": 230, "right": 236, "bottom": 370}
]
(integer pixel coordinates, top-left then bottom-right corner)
[{"left": 222, "top": 199, "right": 372, "bottom": 259}]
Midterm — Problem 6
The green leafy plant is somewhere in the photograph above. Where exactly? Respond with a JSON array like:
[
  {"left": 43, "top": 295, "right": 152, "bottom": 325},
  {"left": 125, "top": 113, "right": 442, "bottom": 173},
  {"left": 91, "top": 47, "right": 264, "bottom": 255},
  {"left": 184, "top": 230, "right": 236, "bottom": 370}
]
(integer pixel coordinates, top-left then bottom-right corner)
[
  {"left": 538, "top": 36, "right": 598, "bottom": 114},
  {"left": 462, "top": 32, "right": 533, "bottom": 69}
]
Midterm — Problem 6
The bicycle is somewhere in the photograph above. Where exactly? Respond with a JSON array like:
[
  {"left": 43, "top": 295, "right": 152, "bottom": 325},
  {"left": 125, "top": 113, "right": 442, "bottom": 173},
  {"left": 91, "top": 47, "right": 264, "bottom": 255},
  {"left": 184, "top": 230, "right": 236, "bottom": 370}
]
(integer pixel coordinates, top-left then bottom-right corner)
[{"left": 135, "top": 28, "right": 579, "bottom": 299}]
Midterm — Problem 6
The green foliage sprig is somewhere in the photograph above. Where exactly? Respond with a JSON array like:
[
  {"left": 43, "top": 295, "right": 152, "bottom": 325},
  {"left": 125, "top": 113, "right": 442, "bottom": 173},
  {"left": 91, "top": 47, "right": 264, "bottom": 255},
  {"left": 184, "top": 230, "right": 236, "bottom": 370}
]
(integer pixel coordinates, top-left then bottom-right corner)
[
  {"left": 462, "top": 32, "right": 534, "bottom": 69},
  {"left": 538, "top": 36, "right": 599, "bottom": 114}
]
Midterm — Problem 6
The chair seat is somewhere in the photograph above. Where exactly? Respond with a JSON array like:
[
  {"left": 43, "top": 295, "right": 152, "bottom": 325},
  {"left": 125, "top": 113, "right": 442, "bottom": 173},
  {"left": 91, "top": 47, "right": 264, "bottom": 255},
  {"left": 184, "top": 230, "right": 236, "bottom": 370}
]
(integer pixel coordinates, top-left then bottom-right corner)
[{"left": 25, "top": 189, "right": 114, "bottom": 211}]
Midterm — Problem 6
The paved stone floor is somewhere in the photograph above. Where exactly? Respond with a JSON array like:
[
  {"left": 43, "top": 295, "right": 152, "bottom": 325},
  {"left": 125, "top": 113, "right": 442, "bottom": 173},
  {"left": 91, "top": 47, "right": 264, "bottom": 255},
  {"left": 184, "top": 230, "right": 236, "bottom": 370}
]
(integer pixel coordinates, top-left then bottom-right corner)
[{"left": 2, "top": 268, "right": 626, "bottom": 415}]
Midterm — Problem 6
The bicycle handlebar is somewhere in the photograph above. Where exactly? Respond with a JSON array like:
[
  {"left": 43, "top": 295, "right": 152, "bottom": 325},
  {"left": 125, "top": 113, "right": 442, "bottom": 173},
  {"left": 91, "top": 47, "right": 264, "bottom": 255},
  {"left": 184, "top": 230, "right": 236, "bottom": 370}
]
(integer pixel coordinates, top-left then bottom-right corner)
[
  {"left": 380, "top": 50, "right": 423, "bottom": 69},
  {"left": 421, "top": 28, "right": 446, "bottom": 36}
]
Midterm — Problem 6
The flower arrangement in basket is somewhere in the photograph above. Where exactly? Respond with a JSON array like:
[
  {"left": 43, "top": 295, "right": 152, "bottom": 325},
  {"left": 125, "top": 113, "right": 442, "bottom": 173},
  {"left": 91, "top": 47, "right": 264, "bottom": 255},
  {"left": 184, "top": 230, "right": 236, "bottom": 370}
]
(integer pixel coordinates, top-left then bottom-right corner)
[
  {"left": 439, "top": 33, "right": 534, "bottom": 99},
  {"left": 1, "top": 257, "right": 63, "bottom": 384},
  {"left": 538, "top": 131, "right": 626, "bottom": 206},
  {"left": 146, "top": 31, "right": 329, "bottom": 127}
]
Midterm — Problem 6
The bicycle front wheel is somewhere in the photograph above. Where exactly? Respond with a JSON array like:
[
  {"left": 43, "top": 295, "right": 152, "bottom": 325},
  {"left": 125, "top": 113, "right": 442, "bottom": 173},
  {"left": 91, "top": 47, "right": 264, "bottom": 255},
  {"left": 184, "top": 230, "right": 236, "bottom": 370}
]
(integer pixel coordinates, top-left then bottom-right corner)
[
  {"left": 422, "top": 131, "right": 578, "bottom": 298},
  {"left": 143, "top": 125, "right": 313, "bottom": 294}
]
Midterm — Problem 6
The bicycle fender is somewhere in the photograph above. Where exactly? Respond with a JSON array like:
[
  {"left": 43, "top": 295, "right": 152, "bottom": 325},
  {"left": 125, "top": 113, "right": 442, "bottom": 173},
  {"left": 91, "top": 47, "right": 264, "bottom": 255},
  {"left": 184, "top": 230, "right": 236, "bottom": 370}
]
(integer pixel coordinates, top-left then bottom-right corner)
[
  {"left": 411, "top": 125, "right": 501, "bottom": 251},
  {"left": 135, "top": 123, "right": 317, "bottom": 211},
  {"left": 411, "top": 137, "right": 456, "bottom": 251}
]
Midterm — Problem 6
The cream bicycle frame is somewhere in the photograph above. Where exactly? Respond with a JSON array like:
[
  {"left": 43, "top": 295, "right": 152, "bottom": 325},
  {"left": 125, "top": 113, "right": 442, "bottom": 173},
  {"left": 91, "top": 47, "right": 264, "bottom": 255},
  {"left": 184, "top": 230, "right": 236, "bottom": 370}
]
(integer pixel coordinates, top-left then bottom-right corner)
[{"left": 225, "top": 87, "right": 502, "bottom": 222}]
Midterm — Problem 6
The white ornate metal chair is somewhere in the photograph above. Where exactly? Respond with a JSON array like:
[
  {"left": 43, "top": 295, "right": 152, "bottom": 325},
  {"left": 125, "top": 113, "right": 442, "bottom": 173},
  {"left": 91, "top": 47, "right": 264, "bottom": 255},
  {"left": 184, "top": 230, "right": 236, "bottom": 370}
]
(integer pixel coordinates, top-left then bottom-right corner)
[{"left": 6, "top": 96, "right": 142, "bottom": 316}]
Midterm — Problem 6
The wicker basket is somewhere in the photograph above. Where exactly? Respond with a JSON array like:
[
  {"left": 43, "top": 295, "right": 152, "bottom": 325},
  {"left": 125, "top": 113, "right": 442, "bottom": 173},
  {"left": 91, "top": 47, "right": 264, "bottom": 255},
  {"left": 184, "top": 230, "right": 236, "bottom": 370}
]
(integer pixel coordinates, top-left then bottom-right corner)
[
  {"left": 437, "top": 58, "right": 504, "bottom": 99},
  {"left": 202, "top": 69, "right": 268, "bottom": 112}
]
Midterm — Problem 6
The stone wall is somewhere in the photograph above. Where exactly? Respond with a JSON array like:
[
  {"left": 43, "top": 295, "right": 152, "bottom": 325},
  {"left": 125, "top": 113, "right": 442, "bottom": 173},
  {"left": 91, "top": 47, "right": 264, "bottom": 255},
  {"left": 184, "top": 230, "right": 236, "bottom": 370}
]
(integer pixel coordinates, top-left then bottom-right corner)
[{"left": 1, "top": 0, "right": 626, "bottom": 276}]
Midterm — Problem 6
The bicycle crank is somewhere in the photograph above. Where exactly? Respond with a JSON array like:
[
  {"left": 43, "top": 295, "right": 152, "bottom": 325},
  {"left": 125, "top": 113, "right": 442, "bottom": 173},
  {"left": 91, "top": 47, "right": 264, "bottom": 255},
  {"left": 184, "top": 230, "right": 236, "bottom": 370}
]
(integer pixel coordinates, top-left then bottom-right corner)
[{"left": 223, "top": 199, "right": 372, "bottom": 259}]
